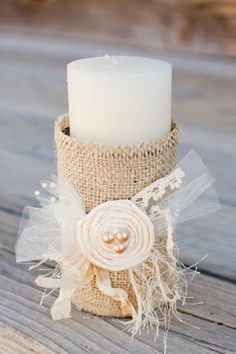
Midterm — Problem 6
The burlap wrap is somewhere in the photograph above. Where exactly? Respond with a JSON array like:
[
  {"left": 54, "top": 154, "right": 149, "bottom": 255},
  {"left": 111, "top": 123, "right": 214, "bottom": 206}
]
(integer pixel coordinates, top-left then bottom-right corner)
[{"left": 55, "top": 114, "right": 178, "bottom": 317}]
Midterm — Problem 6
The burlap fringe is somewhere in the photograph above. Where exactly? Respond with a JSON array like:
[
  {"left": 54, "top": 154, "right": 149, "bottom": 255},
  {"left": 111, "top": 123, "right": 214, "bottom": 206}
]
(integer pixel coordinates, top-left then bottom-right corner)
[{"left": 55, "top": 114, "right": 178, "bottom": 317}]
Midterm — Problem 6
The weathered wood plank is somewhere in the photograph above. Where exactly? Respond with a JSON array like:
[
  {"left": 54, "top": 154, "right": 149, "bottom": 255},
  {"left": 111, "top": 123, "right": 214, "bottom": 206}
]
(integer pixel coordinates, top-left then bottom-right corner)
[
  {"left": 0, "top": 322, "right": 54, "bottom": 354},
  {"left": 1, "top": 32, "right": 236, "bottom": 353},
  {"left": 0, "top": 251, "right": 236, "bottom": 354},
  {"left": 0, "top": 276, "right": 157, "bottom": 354}
]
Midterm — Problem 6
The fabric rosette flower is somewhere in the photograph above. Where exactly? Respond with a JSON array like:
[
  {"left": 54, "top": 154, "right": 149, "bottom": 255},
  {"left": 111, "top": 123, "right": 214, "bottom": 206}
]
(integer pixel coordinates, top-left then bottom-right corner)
[{"left": 76, "top": 200, "right": 155, "bottom": 271}]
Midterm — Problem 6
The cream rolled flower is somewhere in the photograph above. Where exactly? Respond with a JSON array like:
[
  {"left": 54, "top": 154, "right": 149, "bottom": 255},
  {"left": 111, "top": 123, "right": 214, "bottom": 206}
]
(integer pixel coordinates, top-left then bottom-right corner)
[{"left": 76, "top": 200, "right": 155, "bottom": 271}]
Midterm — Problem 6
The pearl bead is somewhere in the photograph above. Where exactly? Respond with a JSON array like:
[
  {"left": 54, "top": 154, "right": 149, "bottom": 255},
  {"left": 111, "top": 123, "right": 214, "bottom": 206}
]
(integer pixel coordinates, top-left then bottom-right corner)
[
  {"left": 103, "top": 233, "right": 114, "bottom": 243},
  {"left": 50, "top": 196, "right": 56, "bottom": 202},
  {"left": 41, "top": 182, "right": 47, "bottom": 188},
  {"left": 34, "top": 190, "right": 40, "bottom": 196},
  {"left": 117, "top": 231, "right": 129, "bottom": 242},
  {"left": 50, "top": 182, "right": 56, "bottom": 188},
  {"left": 113, "top": 243, "right": 125, "bottom": 254}
]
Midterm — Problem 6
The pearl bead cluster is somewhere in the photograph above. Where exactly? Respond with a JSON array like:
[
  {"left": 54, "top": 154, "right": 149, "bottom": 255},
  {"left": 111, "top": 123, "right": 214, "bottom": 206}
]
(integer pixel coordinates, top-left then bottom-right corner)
[
  {"left": 34, "top": 181, "right": 57, "bottom": 202},
  {"left": 103, "top": 230, "right": 129, "bottom": 254}
]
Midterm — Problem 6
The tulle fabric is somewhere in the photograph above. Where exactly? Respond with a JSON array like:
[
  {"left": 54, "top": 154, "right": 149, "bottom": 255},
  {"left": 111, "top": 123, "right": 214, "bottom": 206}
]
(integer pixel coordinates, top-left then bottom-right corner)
[{"left": 16, "top": 178, "right": 85, "bottom": 263}]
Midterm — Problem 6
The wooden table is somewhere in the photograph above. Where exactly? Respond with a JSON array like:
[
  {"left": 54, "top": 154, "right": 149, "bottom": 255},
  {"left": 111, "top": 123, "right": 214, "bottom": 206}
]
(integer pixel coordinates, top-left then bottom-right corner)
[{"left": 0, "top": 31, "right": 236, "bottom": 354}]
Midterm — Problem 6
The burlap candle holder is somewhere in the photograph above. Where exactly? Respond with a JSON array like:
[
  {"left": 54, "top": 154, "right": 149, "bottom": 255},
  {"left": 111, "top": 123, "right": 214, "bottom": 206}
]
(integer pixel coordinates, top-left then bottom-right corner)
[
  {"left": 55, "top": 114, "right": 178, "bottom": 317},
  {"left": 16, "top": 110, "right": 219, "bottom": 340}
]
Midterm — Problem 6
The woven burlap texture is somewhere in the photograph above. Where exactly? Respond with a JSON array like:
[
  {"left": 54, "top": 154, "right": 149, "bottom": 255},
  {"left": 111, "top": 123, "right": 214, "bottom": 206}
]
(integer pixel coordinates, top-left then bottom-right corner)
[{"left": 55, "top": 114, "right": 178, "bottom": 317}]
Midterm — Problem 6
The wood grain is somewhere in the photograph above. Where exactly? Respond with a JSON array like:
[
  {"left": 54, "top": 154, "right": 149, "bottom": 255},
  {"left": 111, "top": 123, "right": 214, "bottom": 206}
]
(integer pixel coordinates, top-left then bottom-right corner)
[
  {"left": 1, "top": 250, "right": 236, "bottom": 354},
  {"left": 0, "top": 322, "right": 55, "bottom": 354}
]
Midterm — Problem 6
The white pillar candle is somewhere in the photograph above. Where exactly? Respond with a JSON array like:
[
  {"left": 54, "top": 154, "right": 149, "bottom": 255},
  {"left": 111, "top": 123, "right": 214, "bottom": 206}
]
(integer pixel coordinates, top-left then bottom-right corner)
[{"left": 67, "top": 55, "right": 172, "bottom": 145}]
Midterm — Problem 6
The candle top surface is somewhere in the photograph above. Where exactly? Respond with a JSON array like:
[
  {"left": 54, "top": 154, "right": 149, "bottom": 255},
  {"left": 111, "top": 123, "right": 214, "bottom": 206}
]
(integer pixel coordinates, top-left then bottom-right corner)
[{"left": 68, "top": 55, "right": 171, "bottom": 78}]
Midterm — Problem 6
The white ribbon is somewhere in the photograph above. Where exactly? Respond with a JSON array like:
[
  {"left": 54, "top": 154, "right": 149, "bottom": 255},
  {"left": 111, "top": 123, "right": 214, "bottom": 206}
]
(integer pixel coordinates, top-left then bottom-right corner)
[
  {"left": 36, "top": 266, "right": 136, "bottom": 320},
  {"left": 94, "top": 267, "right": 137, "bottom": 318}
]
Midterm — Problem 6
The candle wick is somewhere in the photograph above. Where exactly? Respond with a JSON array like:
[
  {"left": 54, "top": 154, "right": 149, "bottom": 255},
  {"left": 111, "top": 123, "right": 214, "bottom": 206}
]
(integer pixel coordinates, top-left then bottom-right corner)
[{"left": 105, "top": 54, "right": 118, "bottom": 65}]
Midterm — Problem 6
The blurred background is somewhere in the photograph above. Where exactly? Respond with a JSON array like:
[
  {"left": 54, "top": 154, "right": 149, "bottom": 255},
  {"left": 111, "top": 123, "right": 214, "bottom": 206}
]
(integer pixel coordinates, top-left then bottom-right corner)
[
  {"left": 1, "top": 0, "right": 236, "bottom": 55},
  {"left": 0, "top": 0, "right": 236, "bottom": 275}
]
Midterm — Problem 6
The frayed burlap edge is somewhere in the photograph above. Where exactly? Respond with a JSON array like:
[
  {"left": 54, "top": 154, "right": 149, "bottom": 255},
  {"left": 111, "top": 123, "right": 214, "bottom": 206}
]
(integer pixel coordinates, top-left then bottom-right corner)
[{"left": 55, "top": 114, "right": 178, "bottom": 317}]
